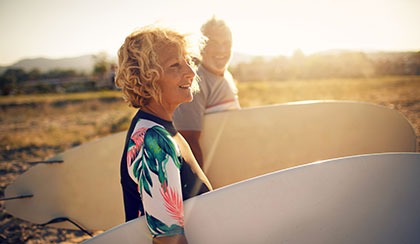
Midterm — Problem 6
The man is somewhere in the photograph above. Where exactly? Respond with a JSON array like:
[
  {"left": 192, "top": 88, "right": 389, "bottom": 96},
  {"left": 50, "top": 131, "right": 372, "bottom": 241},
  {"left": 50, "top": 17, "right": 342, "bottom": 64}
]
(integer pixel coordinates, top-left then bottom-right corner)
[{"left": 173, "top": 17, "right": 240, "bottom": 169}]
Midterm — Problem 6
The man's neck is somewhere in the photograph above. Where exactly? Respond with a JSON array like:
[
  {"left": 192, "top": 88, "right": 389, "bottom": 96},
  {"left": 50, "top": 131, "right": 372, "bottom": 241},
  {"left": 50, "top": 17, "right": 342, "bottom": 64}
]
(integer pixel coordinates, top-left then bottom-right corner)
[{"left": 201, "top": 63, "right": 225, "bottom": 77}]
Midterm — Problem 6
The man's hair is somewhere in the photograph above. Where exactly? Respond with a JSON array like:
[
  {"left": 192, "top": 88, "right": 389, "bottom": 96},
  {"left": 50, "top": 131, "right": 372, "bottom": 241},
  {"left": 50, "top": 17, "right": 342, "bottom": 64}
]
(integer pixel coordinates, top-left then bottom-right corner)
[
  {"left": 115, "top": 25, "right": 197, "bottom": 108},
  {"left": 200, "top": 16, "right": 232, "bottom": 38}
]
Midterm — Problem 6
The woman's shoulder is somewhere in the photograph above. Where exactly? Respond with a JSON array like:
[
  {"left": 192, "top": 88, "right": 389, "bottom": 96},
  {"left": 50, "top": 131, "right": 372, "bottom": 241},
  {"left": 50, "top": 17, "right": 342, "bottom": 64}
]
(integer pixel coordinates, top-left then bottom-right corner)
[
  {"left": 130, "top": 118, "right": 179, "bottom": 156},
  {"left": 132, "top": 118, "right": 163, "bottom": 133}
]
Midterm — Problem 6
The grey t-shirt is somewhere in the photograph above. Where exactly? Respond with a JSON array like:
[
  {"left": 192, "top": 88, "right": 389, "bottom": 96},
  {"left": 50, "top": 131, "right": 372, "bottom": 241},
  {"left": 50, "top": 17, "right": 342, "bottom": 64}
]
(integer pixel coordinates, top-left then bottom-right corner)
[{"left": 173, "top": 65, "right": 240, "bottom": 131}]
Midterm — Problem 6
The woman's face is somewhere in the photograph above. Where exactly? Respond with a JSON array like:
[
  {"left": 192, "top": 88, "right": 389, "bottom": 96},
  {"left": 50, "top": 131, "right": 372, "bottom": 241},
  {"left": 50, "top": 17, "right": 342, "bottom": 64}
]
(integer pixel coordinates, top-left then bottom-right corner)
[
  {"left": 201, "top": 28, "right": 232, "bottom": 76},
  {"left": 155, "top": 45, "right": 196, "bottom": 109}
]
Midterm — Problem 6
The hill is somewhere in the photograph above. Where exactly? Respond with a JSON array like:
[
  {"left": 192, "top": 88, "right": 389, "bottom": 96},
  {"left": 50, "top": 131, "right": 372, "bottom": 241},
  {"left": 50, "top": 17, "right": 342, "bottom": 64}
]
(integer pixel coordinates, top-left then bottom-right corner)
[
  {"left": 0, "top": 52, "right": 256, "bottom": 74},
  {"left": 1, "top": 50, "right": 418, "bottom": 75},
  {"left": 0, "top": 55, "right": 96, "bottom": 74}
]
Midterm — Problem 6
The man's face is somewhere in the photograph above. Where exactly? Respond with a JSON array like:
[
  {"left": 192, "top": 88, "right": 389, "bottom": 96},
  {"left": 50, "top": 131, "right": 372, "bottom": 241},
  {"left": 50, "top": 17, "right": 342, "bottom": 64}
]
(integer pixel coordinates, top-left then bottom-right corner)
[{"left": 201, "top": 28, "right": 232, "bottom": 76}]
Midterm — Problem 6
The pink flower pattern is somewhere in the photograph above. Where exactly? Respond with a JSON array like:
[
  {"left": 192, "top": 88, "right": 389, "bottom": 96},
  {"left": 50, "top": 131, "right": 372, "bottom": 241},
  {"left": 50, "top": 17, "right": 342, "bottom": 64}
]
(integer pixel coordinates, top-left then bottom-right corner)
[
  {"left": 127, "top": 127, "right": 148, "bottom": 167},
  {"left": 160, "top": 184, "right": 184, "bottom": 226}
]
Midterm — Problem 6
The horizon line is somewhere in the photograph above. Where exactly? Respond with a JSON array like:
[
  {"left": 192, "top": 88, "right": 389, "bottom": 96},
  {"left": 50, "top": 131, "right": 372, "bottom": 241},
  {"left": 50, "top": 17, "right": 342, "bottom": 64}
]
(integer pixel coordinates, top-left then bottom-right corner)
[{"left": 1, "top": 48, "right": 419, "bottom": 67}]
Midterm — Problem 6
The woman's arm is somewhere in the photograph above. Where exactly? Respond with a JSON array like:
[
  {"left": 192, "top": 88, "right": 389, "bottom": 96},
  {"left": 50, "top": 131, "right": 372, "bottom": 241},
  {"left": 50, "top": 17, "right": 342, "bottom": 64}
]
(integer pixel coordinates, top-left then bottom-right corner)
[
  {"left": 178, "top": 130, "right": 203, "bottom": 168},
  {"left": 128, "top": 126, "right": 188, "bottom": 240},
  {"left": 153, "top": 234, "right": 188, "bottom": 244},
  {"left": 173, "top": 133, "right": 213, "bottom": 191}
]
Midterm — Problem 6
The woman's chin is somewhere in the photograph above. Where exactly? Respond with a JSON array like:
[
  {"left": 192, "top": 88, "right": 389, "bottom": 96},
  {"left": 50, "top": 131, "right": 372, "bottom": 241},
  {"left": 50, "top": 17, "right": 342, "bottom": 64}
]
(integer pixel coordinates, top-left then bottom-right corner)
[
  {"left": 184, "top": 96, "right": 193, "bottom": 103},
  {"left": 175, "top": 95, "right": 193, "bottom": 107}
]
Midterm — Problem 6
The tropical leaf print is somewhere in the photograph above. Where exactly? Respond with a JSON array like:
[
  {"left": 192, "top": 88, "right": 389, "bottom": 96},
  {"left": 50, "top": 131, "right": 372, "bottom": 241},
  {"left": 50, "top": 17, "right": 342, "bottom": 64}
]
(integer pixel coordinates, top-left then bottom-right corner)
[
  {"left": 127, "top": 127, "right": 148, "bottom": 167},
  {"left": 128, "top": 125, "right": 182, "bottom": 198},
  {"left": 144, "top": 126, "right": 180, "bottom": 192},
  {"left": 127, "top": 126, "right": 154, "bottom": 197},
  {"left": 139, "top": 159, "right": 153, "bottom": 197},
  {"left": 160, "top": 185, "right": 184, "bottom": 226},
  {"left": 146, "top": 212, "right": 184, "bottom": 237}
]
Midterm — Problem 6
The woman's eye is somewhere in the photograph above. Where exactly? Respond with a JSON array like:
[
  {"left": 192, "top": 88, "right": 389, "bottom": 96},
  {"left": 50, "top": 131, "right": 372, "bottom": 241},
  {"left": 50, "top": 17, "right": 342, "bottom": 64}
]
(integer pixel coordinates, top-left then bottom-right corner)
[{"left": 170, "top": 63, "right": 180, "bottom": 68}]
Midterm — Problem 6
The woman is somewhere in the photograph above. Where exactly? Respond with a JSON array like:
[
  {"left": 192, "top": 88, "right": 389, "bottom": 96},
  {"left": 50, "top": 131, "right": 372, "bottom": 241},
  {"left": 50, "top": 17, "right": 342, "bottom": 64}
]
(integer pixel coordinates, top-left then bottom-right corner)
[{"left": 115, "top": 25, "right": 213, "bottom": 244}]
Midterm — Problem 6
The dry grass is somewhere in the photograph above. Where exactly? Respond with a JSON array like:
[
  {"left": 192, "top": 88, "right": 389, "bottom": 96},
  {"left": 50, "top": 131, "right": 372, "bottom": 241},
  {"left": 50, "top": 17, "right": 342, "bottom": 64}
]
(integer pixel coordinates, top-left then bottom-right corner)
[
  {"left": 0, "top": 90, "right": 122, "bottom": 105},
  {"left": 238, "top": 76, "right": 420, "bottom": 106},
  {"left": 1, "top": 96, "right": 136, "bottom": 161},
  {"left": 0, "top": 76, "right": 419, "bottom": 243}
]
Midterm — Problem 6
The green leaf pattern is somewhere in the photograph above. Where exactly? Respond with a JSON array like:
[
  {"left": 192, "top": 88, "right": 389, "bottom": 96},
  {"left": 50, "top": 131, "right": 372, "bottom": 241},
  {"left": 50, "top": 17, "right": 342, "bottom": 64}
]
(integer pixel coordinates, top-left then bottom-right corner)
[
  {"left": 146, "top": 212, "right": 184, "bottom": 237},
  {"left": 127, "top": 120, "right": 184, "bottom": 237},
  {"left": 128, "top": 124, "right": 180, "bottom": 197}
]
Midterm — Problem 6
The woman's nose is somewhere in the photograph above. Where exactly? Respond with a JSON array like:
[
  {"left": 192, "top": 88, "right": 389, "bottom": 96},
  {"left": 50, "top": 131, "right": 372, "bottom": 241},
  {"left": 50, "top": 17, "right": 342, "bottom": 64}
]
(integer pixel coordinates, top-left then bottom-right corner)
[{"left": 184, "top": 61, "right": 195, "bottom": 79}]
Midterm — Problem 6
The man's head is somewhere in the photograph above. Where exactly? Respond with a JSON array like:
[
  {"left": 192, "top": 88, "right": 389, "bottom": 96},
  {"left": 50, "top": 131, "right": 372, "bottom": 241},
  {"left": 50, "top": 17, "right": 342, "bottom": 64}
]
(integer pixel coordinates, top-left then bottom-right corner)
[{"left": 200, "top": 17, "right": 232, "bottom": 76}]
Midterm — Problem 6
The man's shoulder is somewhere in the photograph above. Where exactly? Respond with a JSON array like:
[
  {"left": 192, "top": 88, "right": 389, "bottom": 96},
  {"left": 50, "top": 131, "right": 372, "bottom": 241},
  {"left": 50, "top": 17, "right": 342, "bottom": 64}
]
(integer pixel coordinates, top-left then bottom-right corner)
[
  {"left": 197, "top": 65, "right": 234, "bottom": 88},
  {"left": 196, "top": 65, "right": 211, "bottom": 81},
  {"left": 224, "top": 70, "right": 234, "bottom": 80}
]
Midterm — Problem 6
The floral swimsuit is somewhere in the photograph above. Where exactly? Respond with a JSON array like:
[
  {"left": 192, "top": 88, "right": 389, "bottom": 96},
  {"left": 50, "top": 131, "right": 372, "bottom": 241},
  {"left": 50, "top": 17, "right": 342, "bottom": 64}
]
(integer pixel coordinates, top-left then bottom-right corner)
[{"left": 120, "top": 110, "right": 209, "bottom": 237}]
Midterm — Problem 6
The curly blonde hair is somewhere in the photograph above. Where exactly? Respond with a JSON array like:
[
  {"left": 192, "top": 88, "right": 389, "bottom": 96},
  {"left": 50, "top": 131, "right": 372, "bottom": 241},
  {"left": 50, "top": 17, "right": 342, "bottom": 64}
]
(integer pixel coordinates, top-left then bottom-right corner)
[{"left": 115, "top": 25, "right": 198, "bottom": 108}]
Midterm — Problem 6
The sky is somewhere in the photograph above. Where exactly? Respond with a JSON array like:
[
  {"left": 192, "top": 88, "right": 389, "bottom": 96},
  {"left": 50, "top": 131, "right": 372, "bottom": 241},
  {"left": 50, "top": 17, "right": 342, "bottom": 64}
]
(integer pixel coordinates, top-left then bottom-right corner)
[{"left": 1, "top": 0, "right": 419, "bottom": 66}]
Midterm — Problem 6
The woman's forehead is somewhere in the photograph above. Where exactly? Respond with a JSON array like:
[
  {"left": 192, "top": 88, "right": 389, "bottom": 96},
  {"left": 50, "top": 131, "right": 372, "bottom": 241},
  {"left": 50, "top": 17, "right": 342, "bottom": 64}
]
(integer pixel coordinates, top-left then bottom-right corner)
[{"left": 156, "top": 44, "right": 184, "bottom": 64}]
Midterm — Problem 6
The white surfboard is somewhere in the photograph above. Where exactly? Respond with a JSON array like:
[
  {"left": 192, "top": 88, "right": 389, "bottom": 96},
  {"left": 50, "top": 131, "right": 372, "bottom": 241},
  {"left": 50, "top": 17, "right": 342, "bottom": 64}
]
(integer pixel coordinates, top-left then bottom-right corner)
[
  {"left": 4, "top": 101, "right": 418, "bottom": 230},
  {"left": 201, "top": 101, "right": 418, "bottom": 188},
  {"left": 83, "top": 153, "right": 420, "bottom": 244},
  {"left": 4, "top": 132, "right": 126, "bottom": 230}
]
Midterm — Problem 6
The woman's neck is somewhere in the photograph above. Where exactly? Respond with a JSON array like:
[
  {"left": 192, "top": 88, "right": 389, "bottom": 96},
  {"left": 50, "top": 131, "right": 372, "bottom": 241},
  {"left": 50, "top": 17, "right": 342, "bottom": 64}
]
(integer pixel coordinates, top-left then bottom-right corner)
[{"left": 142, "top": 100, "right": 174, "bottom": 121}]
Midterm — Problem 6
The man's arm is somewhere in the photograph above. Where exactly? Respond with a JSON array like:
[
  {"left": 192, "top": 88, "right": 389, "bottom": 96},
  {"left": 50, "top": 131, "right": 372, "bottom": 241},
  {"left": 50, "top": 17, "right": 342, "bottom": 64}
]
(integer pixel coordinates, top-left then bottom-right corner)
[{"left": 178, "top": 130, "right": 203, "bottom": 169}]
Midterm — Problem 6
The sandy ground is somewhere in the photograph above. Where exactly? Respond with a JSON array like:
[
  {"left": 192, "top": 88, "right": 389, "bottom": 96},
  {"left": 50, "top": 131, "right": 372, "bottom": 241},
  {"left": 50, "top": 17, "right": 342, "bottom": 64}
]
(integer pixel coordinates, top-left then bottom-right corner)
[{"left": 1, "top": 86, "right": 419, "bottom": 243}]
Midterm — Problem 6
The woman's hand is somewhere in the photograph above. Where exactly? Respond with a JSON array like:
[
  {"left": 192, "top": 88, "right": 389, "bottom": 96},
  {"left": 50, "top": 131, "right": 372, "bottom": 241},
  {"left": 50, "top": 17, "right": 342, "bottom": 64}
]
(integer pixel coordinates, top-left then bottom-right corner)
[{"left": 153, "top": 234, "right": 188, "bottom": 244}]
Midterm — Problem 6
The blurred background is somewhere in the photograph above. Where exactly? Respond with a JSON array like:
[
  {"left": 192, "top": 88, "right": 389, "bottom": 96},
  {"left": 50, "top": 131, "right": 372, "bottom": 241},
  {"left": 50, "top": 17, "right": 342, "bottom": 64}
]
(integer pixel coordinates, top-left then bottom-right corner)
[{"left": 1, "top": 0, "right": 419, "bottom": 242}]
